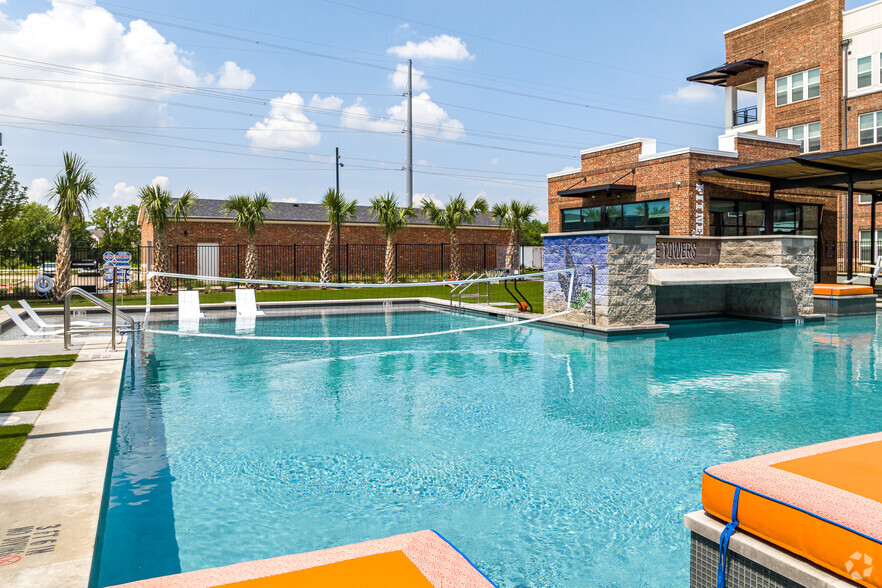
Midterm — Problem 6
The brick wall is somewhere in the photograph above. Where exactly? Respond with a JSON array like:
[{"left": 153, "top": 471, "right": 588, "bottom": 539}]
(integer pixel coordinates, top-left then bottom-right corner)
[{"left": 725, "top": 0, "right": 844, "bottom": 152}]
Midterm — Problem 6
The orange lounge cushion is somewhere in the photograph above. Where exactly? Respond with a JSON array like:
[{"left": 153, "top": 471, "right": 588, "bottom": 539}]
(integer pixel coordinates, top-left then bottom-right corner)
[
  {"left": 813, "top": 284, "right": 875, "bottom": 296},
  {"left": 224, "top": 551, "right": 433, "bottom": 588},
  {"left": 703, "top": 432, "right": 882, "bottom": 587}
]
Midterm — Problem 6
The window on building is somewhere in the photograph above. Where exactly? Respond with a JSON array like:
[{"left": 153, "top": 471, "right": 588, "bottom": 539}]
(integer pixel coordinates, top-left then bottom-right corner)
[
  {"left": 775, "top": 67, "right": 820, "bottom": 106},
  {"left": 708, "top": 199, "right": 819, "bottom": 237},
  {"left": 859, "top": 230, "right": 882, "bottom": 262},
  {"left": 859, "top": 111, "right": 882, "bottom": 146},
  {"left": 858, "top": 56, "right": 873, "bottom": 89},
  {"left": 560, "top": 200, "right": 669, "bottom": 234},
  {"left": 858, "top": 194, "right": 874, "bottom": 205},
  {"left": 776, "top": 122, "right": 821, "bottom": 153}
]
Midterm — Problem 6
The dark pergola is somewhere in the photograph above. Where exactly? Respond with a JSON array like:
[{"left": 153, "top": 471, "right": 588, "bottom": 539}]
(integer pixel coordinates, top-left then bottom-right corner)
[
  {"left": 687, "top": 58, "right": 769, "bottom": 86},
  {"left": 699, "top": 144, "right": 882, "bottom": 283},
  {"left": 557, "top": 184, "right": 637, "bottom": 198}
]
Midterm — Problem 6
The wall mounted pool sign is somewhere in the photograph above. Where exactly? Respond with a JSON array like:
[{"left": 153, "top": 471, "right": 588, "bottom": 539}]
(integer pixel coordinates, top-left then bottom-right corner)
[
  {"left": 102, "top": 251, "right": 132, "bottom": 284},
  {"left": 692, "top": 183, "right": 705, "bottom": 236}
]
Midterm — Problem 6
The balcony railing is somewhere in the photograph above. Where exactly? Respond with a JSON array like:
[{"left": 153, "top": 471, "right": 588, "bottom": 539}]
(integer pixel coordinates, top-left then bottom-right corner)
[{"left": 733, "top": 105, "right": 758, "bottom": 127}]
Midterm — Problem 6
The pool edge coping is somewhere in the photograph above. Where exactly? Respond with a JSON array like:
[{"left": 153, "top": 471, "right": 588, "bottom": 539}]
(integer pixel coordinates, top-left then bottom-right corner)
[{"left": 0, "top": 335, "right": 127, "bottom": 587}]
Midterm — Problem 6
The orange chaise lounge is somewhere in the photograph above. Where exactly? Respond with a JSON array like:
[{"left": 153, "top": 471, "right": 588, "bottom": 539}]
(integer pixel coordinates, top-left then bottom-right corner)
[
  {"left": 112, "top": 530, "right": 495, "bottom": 588},
  {"left": 702, "top": 432, "right": 882, "bottom": 587}
]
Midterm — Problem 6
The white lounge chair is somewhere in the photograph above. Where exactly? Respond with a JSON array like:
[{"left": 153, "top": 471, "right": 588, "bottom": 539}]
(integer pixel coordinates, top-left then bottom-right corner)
[
  {"left": 235, "top": 314, "right": 256, "bottom": 335},
  {"left": 3, "top": 305, "right": 62, "bottom": 337},
  {"left": 235, "top": 288, "right": 265, "bottom": 317},
  {"left": 18, "top": 299, "right": 99, "bottom": 328},
  {"left": 872, "top": 256, "right": 882, "bottom": 280},
  {"left": 177, "top": 290, "right": 205, "bottom": 333}
]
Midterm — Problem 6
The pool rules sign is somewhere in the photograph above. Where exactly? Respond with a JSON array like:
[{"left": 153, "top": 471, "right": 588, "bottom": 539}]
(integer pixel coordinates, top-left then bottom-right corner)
[{"left": 103, "top": 251, "right": 132, "bottom": 284}]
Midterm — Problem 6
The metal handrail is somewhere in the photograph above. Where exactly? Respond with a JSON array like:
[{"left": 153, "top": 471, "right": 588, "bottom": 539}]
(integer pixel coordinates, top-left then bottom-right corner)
[
  {"left": 64, "top": 287, "right": 136, "bottom": 351},
  {"left": 451, "top": 271, "right": 491, "bottom": 309},
  {"left": 449, "top": 272, "right": 478, "bottom": 307}
]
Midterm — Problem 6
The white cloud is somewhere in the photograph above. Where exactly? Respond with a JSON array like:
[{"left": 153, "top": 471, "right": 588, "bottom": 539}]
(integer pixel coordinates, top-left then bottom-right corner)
[
  {"left": 247, "top": 92, "right": 335, "bottom": 149},
  {"left": 308, "top": 94, "right": 343, "bottom": 111},
  {"left": 276, "top": 197, "right": 298, "bottom": 203},
  {"left": 150, "top": 175, "right": 169, "bottom": 189},
  {"left": 216, "top": 61, "right": 255, "bottom": 90},
  {"left": 662, "top": 84, "right": 719, "bottom": 104},
  {"left": 0, "top": 3, "right": 257, "bottom": 122},
  {"left": 535, "top": 209, "right": 549, "bottom": 223},
  {"left": 387, "top": 34, "right": 474, "bottom": 61},
  {"left": 469, "top": 191, "right": 487, "bottom": 207},
  {"left": 27, "top": 177, "right": 51, "bottom": 202},
  {"left": 490, "top": 158, "right": 499, "bottom": 166},
  {"left": 109, "top": 181, "right": 137, "bottom": 205},
  {"left": 389, "top": 63, "right": 429, "bottom": 91},
  {"left": 343, "top": 92, "right": 464, "bottom": 139},
  {"left": 554, "top": 165, "right": 579, "bottom": 175}
]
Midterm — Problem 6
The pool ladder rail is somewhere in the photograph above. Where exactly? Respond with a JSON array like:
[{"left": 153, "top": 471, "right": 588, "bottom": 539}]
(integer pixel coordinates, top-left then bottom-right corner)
[
  {"left": 449, "top": 271, "right": 491, "bottom": 309},
  {"left": 63, "top": 286, "right": 137, "bottom": 352}
]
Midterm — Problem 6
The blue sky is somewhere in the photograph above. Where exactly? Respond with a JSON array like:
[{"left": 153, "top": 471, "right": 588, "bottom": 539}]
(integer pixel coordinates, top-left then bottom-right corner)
[{"left": 0, "top": 0, "right": 867, "bottom": 220}]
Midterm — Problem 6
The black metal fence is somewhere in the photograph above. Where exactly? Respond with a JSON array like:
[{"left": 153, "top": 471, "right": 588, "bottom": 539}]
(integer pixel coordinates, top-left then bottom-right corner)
[
  {"left": 837, "top": 241, "right": 882, "bottom": 275},
  {"left": 0, "top": 243, "right": 515, "bottom": 300}
]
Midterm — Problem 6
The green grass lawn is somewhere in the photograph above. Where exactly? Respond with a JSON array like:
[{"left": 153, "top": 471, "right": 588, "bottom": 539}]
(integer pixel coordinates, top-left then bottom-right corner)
[
  {"left": 17, "top": 282, "right": 546, "bottom": 313},
  {"left": 0, "top": 354, "right": 77, "bottom": 469},
  {"left": 0, "top": 425, "right": 33, "bottom": 469}
]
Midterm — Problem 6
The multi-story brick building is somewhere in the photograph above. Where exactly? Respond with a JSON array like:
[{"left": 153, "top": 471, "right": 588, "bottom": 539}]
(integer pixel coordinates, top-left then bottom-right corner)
[
  {"left": 548, "top": 0, "right": 882, "bottom": 282},
  {"left": 139, "top": 199, "right": 509, "bottom": 279},
  {"left": 688, "top": 0, "right": 882, "bottom": 261}
]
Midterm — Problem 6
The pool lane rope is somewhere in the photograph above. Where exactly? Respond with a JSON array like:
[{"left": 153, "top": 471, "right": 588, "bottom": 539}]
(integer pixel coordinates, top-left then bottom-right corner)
[{"left": 716, "top": 486, "right": 741, "bottom": 588}]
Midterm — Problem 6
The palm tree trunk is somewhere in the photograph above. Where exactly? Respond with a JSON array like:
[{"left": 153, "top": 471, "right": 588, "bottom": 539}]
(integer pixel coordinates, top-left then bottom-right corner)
[
  {"left": 384, "top": 236, "right": 395, "bottom": 284},
  {"left": 152, "top": 231, "right": 170, "bottom": 295},
  {"left": 450, "top": 229, "right": 461, "bottom": 281},
  {"left": 245, "top": 237, "right": 257, "bottom": 281},
  {"left": 51, "top": 222, "right": 71, "bottom": 302},
  {"left": 320, "top": 226, "right": 335, "bottom": 283},
  {"left": 505, "top": 229, "right": 517, "bottom": 271}
]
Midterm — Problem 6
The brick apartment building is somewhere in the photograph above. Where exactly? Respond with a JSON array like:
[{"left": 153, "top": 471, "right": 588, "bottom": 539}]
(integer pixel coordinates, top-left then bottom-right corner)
[
  {"left": 688, "top": 0, "right": 882, "bottom": 261},
  {"left": 548, "top": 0, "right": 882, "bottom": 281},
  {"left": 139, "top": 199, "right": 509, "bottom": 278}
]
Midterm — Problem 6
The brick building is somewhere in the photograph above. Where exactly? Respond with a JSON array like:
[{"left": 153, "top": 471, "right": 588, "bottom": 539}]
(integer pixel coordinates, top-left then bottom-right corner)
[
  {"left": 687, "top": 0, "right": 882, "bottom": 262},
  {"left": 139, "top": 199, "right": 510, "bottom": 279}
]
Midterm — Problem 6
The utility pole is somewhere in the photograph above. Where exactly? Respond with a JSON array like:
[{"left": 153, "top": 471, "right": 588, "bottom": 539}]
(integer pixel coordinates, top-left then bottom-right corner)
[
  {"left": 335, "top": 147, "right": 343, "bottom": 282},
  {"left": 336, "top": 147, "right": 341, "bottom": 194},
  {"left": 406, "top": 59, "right": 413, "bottom": 207}
]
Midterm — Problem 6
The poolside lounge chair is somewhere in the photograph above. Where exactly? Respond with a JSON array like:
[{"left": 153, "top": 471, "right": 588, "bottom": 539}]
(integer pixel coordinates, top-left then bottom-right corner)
[
  {"left": 18, "top": 299, "right": 99, "bottom": 328},
  {"left": 235, "top": 288, "right": 265, "bottom": 317},
  {"left": 235, "top": 313, "right": 256, "bottom": 335},
  {"left": 3, "top": 305, "right": 62, "bottom": 337},
  {"left": 177, "top": 290, "right": 205, "bottom": 333}
]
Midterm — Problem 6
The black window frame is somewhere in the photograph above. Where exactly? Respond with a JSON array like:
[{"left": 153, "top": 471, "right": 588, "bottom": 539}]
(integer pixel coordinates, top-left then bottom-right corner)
[{"left": 560, "top": 199, "right": 670, "bottom": 234}]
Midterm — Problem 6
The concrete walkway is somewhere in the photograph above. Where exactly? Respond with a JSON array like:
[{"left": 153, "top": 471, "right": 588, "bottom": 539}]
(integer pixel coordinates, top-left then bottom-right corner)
[
  {"left": 0, "top": 340, "right": 82, "bottom": 358},
  {"left": 0, "top": 336, "right": 126, "bottom": 587}
]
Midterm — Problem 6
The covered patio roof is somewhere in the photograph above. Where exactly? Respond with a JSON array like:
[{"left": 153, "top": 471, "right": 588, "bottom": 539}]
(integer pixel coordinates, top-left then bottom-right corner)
[
  {"left": 699, "top": 144, "right": 882, "bottom": 282},
  {"left": 687, "top": 58, "right": 768, "bottom": 86}
]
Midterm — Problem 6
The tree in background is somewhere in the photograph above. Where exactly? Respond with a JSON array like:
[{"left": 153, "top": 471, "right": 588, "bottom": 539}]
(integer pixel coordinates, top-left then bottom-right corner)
[
  {"left": 421, "top": 194, "right": 488, "bottom": 280},
  {"left": 0, "top": 150, "right": 27, "bottom": 240},
  {"left": 370, "top": 192, "right": 415, "bottom": 283},
  {"left": 48, "top": 153, "right": 97, "bottom": 302},
  {"left": 520, "top": 219, "right": 548, "bottom": 246},
  {"left": 490, "top": 200, "right": 538, "bottom": 271},
  {"left": 222, "top": 192, "right": 273, "bottom": 280},
  {"left": 139, "top": 185, "right": 197, "bottom": 295},
  {"left": 90, "top": 205, "right": 140, "bottom": 253},
  {"left": 0, "top": 202, "right": 90, "bottom": 251},
  {"left": 319, "top": 188, "right": 357, "bottom": 283}
]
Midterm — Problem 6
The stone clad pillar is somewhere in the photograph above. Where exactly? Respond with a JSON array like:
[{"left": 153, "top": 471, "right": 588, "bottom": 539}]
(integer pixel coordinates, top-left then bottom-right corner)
[{"left": 543, "top": 231, "right": 657, "bottom": 327}]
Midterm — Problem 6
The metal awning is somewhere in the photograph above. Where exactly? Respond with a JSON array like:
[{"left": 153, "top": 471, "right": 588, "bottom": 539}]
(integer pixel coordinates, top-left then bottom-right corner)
[
  {"left": 699, "top": 144, "right": 882, "bottom": 283},
  {"left": 557, "top": 184, "right": 636, "bottom": 198},
  {"left": 698, "top": 144, "right": 882, "bottom": 193},
  {"left": 687, "top": 58, "right": 769, "bottom": 86}
]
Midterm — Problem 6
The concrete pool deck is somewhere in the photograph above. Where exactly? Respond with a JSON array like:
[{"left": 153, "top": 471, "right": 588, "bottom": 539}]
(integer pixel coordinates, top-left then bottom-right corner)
[{"left": 0, "top": 335, "right": 126, "bottom": 587}]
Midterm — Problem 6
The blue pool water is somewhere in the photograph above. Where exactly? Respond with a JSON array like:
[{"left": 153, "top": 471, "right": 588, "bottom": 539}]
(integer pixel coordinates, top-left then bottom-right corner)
[{"left": 94, "top": 312, "right": 882, "bottom": 587}]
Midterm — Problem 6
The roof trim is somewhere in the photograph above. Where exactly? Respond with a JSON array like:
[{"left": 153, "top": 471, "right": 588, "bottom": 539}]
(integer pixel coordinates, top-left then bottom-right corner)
[
  {"left": 579, "top": 138, "right": 656, "bottom": 157},
  {"left": 723, "top": 0, "right": 816, "bottom": 34},
  {"left": 639, "top": 147, "right": 739, "bottom": 162},
  {"left": 557, "top": 184, "right": 637, "bottom": 198}
]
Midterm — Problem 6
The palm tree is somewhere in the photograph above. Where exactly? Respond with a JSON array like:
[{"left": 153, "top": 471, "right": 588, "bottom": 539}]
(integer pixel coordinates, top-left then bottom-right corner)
[
  {"left": 139, "top": 184, "right": 197, "bottom": 295},
  {"left": 490, "top": 200, "right": 538, "bottom": 271},
  {"left": 48, "top": 153, "right": 97, "bottom": 302},
  {"left": 223, "top": 192, "right": 273, "bottom": 281},
  {"left": 370, "top": 192, "right": 415, "bottom": 284},
  {"left": 421, "top": 194, "right": 488, "bottom": 280},
  {"left": 320, "top": 188, "right": 357, "bottom": 283}
]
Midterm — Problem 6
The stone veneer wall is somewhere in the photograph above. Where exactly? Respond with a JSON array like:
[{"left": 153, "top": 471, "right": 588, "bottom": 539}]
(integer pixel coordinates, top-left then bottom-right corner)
[{"left": 543, "top": 231, "right": 656, "bottom": 327}]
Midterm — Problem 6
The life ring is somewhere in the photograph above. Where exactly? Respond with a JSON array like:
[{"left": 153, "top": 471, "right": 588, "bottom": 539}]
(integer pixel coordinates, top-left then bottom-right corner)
[{"left": 34, "top": 275, "right": 54, "bottom": 295}]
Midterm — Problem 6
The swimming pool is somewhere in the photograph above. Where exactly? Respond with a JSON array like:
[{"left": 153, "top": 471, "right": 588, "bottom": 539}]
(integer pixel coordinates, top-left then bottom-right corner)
[{"left": 93, "top": 312, "right": 882, "bottom": 587}]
